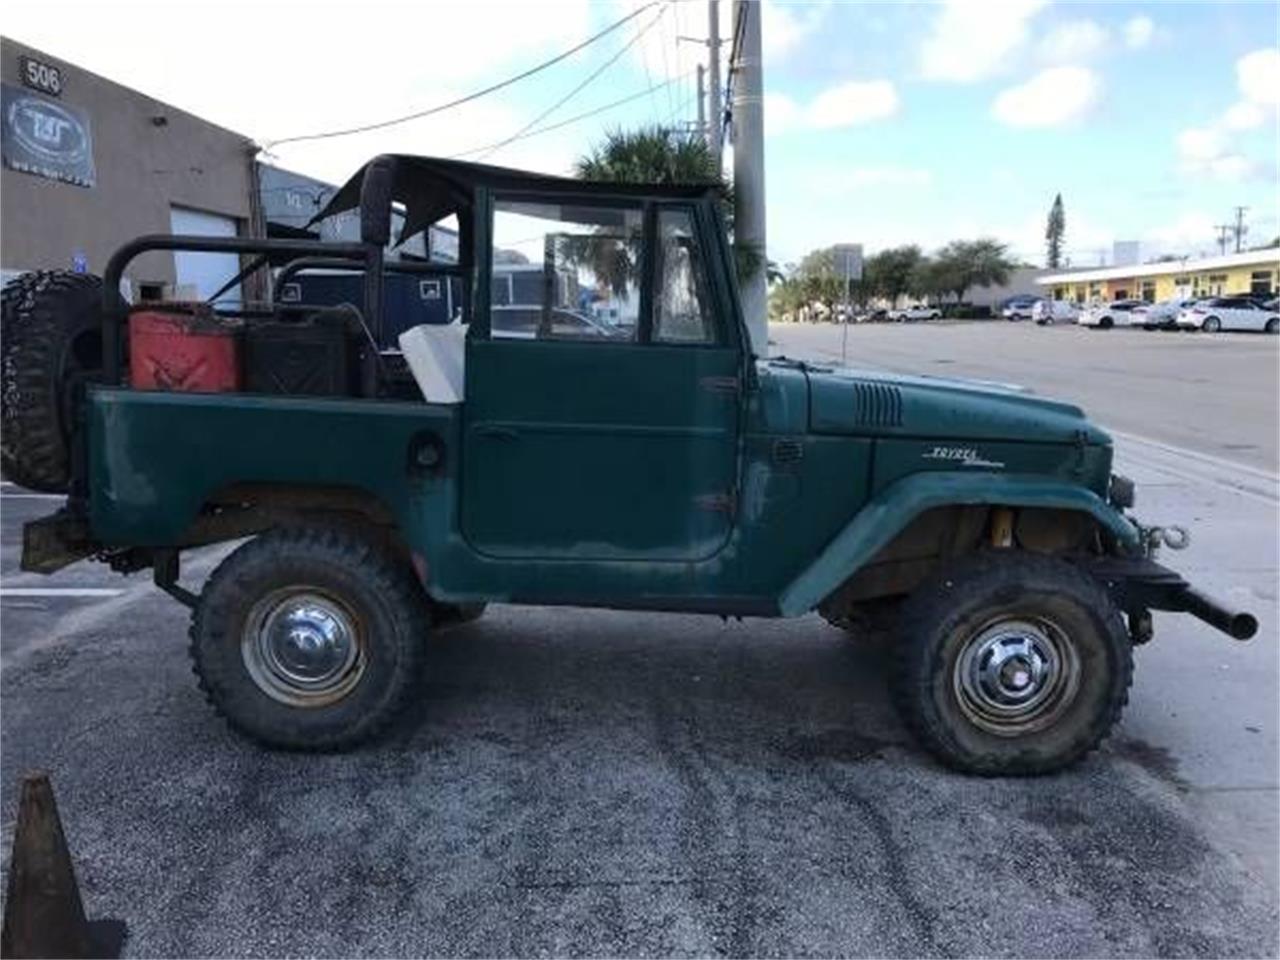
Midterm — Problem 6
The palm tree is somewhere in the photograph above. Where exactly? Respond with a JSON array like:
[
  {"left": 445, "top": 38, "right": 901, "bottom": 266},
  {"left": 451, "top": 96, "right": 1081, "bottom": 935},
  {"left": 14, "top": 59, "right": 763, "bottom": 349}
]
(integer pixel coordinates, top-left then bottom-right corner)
[{"left": 575, "top": 126, "right": 761, "bottom": 282}]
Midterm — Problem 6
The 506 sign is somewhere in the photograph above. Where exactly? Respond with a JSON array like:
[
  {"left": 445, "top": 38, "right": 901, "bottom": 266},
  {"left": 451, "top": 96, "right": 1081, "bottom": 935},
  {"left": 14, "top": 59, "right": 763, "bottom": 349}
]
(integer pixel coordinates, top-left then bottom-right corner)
[{"left": 19, "top": 56, "right": 62, "bottom": 97}]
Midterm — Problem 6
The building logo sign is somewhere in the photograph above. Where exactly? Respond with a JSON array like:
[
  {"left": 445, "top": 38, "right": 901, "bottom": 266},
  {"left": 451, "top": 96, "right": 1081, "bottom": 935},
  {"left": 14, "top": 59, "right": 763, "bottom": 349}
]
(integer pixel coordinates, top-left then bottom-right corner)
[{"left": 1, "top": 84, "right": 95, "bottom": 188}]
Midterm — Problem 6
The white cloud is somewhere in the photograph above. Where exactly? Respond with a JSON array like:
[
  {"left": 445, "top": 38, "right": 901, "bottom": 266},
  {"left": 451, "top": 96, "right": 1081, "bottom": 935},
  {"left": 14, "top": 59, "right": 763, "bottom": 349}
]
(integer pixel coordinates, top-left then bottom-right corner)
[
  {"left": 1222, "top": 101, "right": 1266, "bottom": 131},
  {"left": 991, "top": 67, "right": 1101, "bottom": 127},
  {"left": 762, "top": 0, "right": 829, "bottom": 63},
  {"left": 1123, "top": 15, "right": 1155, "bottom": 50},
  {"left": 1176, "top": 127, "right": 1223, "bottom": 163},
  {"left": 766, "top": 81, "right": 899, "bottom": 136},
  {"left": 1237, "top": 48, "right": 1280, "bottom": 107},
  {"left": 1039, "top": 20, "right": 1109, "bottom": 63},
  {"left": 763, "top": 93, "right": 802, "bottom": 137},
  {"left": 1176, "top": 127, "right": 1259, "bottom": 181},
  {"left": 1172, "top": 50, "right": 1278, "bottom": 182},
  {"left": 806, "top": 81, "right": 899, "bottom": 128},
  {"left": 919, "top": 0, "right": 1047, "bottom": 83}
]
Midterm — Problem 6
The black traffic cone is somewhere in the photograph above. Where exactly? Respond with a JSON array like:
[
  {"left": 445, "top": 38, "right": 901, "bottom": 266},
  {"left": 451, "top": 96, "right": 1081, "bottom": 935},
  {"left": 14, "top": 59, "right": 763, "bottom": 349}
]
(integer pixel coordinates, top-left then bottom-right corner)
[{"left": 1, "top": 771, "right": 124, "bottom": 959}]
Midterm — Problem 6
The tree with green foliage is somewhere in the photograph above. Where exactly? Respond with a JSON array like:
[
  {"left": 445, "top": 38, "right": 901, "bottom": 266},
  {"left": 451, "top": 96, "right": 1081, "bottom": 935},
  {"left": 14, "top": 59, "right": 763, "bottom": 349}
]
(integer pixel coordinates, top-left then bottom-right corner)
[
  {"left": 1045, "top": 193, "right": 1065, "bottom": 269},
  {"left": 864, "top": 245, "right": 923, "bottom": 304},
  {"left": 908, "top": 257, "right": 952, "bottom": 303},
  {"left": 575, "top": 125, "right": 761, "bottom": 281},
  {"left": 934, "top": 238, "right": 1016, "bottom": 303}
]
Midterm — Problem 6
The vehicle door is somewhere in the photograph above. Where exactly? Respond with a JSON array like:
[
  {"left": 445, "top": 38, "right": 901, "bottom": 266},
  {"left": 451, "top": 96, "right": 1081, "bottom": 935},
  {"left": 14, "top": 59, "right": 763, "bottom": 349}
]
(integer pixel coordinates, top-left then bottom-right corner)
[{"left": 461, "top": 194, "right": 743, "bottom": 562}]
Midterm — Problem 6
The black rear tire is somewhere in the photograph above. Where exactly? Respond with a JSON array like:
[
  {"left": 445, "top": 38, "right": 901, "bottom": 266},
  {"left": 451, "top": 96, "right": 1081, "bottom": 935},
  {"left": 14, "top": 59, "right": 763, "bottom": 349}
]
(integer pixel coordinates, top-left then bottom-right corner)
[
  {"left": 1266, "top": 318, "right": 1278, "bottom": 334},
  {"left": 892, "top": 551, "right": 1131, "bottom": 776},
  {"left": 1, "top": 271, "right": 104, "bottom": 492},
  {"left": 189, "top": 526, "right": 429, "bottom": 750}
]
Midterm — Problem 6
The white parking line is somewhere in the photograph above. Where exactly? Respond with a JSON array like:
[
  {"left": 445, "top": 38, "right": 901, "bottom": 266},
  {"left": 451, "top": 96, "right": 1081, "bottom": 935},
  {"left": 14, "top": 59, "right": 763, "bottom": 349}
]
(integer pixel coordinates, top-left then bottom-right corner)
[{"left": 0, "top": 588, "right": 124, "bottom": 598}]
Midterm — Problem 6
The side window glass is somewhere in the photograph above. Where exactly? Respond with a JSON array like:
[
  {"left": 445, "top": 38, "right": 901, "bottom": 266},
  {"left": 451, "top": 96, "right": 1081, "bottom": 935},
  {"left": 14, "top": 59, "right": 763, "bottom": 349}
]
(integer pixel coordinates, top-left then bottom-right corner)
[
  {"left": 655, "top": 208, "right": 717, "bottom": 344},
  {"left": 490, "top": 199, "right": 641, "bottom": 341}
]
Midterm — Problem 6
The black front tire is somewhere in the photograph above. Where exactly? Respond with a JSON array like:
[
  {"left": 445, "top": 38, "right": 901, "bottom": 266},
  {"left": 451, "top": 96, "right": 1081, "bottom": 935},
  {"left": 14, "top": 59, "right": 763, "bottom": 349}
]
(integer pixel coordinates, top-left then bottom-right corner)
[
  {"left": 189, "top": 526, "right": 429, "bottom": 750},
  {"left": 892, "top": 552, "right": 1132, "bottom": 776},
  {"left": 1, "top": 271, "right": 105, "bottom": 492}
]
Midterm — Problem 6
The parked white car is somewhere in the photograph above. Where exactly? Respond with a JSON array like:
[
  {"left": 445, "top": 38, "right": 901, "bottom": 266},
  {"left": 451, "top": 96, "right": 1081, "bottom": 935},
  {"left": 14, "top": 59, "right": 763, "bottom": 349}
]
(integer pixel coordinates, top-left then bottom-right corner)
[
  {"left": 890, "top": 305, "right": 942, "bottom": 321},
  {"left": 1077, "top": 299, "right": 1145, "bottom": 329},
  {"left": 1131, "top": 297, "right": 1198, "bottom": 330},
  {"left": 1175, "top": 296, "right": 1280, "bottom": 333},
  {"left": 1032, "top": 300, "right": 1079, "bottom": 324}
]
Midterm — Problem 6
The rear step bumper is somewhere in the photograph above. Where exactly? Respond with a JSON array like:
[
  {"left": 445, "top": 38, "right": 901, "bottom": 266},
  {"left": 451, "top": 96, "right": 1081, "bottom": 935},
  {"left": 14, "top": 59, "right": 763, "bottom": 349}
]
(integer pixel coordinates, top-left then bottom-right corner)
[
  {"left": 1087, "top": 555, "right": 1258, "bottom": 641},
  {"left": 21, "top": 507, "right": 97, "bottom": 574}
]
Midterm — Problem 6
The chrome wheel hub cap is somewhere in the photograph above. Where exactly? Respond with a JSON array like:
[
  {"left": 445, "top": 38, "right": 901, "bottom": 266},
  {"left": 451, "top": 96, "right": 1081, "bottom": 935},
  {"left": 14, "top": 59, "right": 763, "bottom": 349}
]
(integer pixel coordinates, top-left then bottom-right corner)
[
  {"left": 242, "top": 590, "right": 364, "bottom": 707},
  {"left": 954, "top": 618, "right": 1080, "bottom": 736}
]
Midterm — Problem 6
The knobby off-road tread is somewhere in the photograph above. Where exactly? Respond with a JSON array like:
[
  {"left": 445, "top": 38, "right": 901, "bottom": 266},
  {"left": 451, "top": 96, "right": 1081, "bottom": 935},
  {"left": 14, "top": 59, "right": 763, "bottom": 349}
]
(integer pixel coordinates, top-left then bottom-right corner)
[
  {"left": 891, "top": 550, "right": 1133, "bottom": 776},
  {"left": 188, "top": 526, "right": 431, "bottom": 751},
  {"left": 1, "top": 270, "right": 103, "bottom": 492}
]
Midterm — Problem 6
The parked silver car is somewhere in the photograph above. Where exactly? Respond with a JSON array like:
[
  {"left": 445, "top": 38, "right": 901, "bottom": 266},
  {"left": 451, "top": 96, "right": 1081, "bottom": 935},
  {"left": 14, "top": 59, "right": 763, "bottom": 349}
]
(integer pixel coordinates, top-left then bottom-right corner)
[{"left": 1132, "top": 297, "right": 1197, "bottom": 330}]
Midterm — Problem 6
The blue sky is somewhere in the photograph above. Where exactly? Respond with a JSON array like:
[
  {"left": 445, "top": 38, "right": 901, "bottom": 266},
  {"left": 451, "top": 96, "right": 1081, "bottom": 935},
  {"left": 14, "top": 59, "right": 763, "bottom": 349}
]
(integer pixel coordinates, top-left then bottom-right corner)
[{"left": 6, "top": 0, "right": 1278, "bottom": 267}]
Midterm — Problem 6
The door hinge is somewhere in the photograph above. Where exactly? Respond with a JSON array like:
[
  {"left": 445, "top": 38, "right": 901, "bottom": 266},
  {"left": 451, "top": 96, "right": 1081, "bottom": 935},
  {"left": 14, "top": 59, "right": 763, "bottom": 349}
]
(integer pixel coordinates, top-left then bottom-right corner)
[
  {"left": 694, "top": 491, "right": 737, "bottom": 515},
  {"left": 699, "top": 375, "right": 740, "bottom": 395}
]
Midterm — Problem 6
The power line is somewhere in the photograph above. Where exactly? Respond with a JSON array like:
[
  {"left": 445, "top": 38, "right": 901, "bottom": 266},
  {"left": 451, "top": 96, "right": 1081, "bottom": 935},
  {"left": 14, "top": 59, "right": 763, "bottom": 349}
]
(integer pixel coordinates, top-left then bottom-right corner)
[
  {"left": 450, "top": 70, "right": 693, "bottom": 159},
  {"left": 262, "top": 2, "right": 658, "bottom": 149},
  {"left": 475, "top": 6, "right": 669, "bottom": 162}
]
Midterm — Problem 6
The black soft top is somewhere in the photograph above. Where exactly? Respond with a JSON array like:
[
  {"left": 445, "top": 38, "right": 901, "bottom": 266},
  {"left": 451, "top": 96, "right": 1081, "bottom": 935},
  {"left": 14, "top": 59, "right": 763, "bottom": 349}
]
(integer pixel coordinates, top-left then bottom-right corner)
[{"left": 310, "top": 153, "right": 718, "bottom": 246}]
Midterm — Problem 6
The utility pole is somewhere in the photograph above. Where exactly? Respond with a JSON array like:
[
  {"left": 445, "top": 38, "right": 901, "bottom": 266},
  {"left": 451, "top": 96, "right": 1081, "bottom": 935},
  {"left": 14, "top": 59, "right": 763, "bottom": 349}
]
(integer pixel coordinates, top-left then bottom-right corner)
[
  {"left": 696, "top": 64, "right": 707, "bottom": 142},
  {"left": 732, "top": 0, "right": 767, "bottom": 355},
  {"left": 708, "top": 0, "right": 723, "bottom": 170},
  {"left": 1232, "top": 206, "right": 1248, "bottom": 253},
  {"left": 1214, "top": 224, "right": 1232, "bottom": 255}
]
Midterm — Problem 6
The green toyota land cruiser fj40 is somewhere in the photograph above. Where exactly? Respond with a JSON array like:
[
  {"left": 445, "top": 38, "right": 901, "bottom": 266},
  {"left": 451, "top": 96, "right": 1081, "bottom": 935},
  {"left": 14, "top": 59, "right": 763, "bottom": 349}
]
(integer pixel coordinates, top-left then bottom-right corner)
[{"left": 3, "top": 155, "right": 1256, "bottom": 775}]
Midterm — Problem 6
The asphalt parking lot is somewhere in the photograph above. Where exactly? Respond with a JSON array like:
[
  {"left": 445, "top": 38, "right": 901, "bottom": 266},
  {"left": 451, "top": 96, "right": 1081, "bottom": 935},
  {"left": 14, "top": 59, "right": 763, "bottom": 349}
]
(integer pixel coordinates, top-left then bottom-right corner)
[{"left": 2, "top": 322, "right": 1277, "bottom": 957}]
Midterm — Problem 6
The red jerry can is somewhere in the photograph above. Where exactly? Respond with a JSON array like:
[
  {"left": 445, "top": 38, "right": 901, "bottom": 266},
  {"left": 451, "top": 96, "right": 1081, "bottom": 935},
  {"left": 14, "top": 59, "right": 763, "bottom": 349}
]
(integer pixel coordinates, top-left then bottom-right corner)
[{"left": 128, "top": 305, "right": 241, "bottom": 392}]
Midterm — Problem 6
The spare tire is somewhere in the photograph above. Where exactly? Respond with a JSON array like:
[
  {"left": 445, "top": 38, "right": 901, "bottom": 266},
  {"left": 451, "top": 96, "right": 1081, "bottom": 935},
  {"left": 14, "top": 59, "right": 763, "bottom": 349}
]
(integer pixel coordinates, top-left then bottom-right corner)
[{"left": 1, "top": 271, "right": 105, "bottom": 492}]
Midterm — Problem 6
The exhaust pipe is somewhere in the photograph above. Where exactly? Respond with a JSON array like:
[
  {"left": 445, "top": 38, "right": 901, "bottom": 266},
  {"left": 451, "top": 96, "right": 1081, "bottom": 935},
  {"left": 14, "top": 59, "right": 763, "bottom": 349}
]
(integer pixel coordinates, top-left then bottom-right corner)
[{"left": 1182, "top": 587, "right": 1258, "bottom": 641}]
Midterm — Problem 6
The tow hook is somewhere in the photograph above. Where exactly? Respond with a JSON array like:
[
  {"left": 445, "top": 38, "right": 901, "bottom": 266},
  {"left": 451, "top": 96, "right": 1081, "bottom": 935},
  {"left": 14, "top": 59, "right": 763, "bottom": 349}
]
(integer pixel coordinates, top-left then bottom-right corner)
[{"left": 1138, "top": 523, "right": 1190, "bottom": 555}]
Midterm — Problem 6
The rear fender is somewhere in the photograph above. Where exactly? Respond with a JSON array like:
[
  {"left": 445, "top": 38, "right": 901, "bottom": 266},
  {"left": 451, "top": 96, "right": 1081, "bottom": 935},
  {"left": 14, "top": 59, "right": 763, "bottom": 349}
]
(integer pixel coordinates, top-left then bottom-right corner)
[{"left": 777, "top": 472, "right": 1139, "bottom": 616}]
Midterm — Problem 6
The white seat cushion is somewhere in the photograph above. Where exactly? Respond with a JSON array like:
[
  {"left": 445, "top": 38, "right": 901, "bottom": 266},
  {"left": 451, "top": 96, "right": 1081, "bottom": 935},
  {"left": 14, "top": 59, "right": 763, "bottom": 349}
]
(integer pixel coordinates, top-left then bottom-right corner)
[{"left": 398, "top": 323, "right": 466, "bottom": 404}]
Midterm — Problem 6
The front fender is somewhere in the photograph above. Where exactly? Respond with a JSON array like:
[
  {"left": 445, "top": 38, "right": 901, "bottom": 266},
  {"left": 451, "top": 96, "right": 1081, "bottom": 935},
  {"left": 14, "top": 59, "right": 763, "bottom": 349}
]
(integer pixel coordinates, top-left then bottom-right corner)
[{"left": 776, "top": 471, "right": 1139, "bottom": 617}]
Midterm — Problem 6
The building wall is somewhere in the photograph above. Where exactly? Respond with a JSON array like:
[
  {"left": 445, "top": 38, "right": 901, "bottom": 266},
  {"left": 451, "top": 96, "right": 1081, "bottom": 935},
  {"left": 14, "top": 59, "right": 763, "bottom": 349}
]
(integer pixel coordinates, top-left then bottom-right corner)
[
  {"left": 1, "top": 37, "right": 256, "bottom": 291},
  {"left": 1048, "top": 258, "right": 1279, "bottom": 304}
]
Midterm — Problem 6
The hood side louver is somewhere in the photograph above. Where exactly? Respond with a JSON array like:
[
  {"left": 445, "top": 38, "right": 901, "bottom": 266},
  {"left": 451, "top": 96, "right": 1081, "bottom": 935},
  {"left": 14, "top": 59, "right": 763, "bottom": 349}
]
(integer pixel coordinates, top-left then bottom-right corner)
[{"left": 851, "top": 381, "right": 903, "bottom": 427}]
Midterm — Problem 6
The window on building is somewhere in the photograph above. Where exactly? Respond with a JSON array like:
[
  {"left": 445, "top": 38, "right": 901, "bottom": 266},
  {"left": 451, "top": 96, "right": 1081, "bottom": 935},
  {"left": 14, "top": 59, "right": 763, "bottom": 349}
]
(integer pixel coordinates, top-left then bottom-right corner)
[
  {"left": 1250, "top": 270, "right": 1274, "bottom": 296},
  {"left": 1140, "top": 281, "right": 1156, "bottom": 302},
  {"left": 654, "top": 208, "right": 717, "bottom": 344},
  {"left": 1112, "top": 289, "right": 1129, "bottom": 301},
  {"left": 490, "top": 199, "right": 641, "bottom": 341}
]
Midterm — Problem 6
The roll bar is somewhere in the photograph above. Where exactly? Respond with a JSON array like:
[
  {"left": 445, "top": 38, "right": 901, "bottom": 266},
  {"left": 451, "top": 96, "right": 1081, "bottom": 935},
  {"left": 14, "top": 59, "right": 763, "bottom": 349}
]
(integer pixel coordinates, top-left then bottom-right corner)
[{"left": 102, "top": 160, "right": 404, "bottom": 386}]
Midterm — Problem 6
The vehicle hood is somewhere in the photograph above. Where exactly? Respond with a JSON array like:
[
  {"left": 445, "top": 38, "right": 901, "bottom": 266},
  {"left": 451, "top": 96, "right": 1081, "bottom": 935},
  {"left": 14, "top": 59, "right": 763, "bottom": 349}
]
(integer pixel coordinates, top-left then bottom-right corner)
[{"left": 785, "top": 360, "right": 1111, "bottom": 445}]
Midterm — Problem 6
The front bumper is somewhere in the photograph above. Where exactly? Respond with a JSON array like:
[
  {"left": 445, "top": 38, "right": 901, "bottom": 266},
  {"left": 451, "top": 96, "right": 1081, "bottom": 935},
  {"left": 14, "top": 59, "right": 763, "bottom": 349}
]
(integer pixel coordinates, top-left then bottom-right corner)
[{"left": 1087, "top": 554, "right": 1257, "bottom": 641}]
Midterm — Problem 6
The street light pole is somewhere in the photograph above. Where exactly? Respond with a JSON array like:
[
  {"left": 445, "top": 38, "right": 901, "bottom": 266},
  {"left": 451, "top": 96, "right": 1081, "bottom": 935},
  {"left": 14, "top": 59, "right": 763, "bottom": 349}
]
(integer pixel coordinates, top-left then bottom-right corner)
[
  {"left": 696, "top": 64, "right": 707, "bottom": 142},
  {"left": 731, "top": 0, "right": 767, "bottom": 355},
  {"left": 708, "top": 0, "right": 722, "bottom": 170}
]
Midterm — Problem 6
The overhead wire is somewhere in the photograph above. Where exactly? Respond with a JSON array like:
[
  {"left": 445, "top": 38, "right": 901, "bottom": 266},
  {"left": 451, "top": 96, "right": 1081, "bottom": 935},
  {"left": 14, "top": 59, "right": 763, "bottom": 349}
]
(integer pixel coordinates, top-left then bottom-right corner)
[
  {"left": 450, "top": 70, "right": 694, "bottom": 159},
  {"left": 261, "top": 1, "right": 658, "bottom": 149},
  {"left": 473, "top": 5, "right": 670, "bottom": 162}
]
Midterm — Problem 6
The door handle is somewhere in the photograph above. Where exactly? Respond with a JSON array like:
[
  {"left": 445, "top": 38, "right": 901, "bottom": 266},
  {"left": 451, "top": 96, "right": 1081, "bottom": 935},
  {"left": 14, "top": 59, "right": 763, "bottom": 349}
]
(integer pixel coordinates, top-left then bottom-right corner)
[{"left": 475, "top": 425, "right": 519, "bottom": 441}]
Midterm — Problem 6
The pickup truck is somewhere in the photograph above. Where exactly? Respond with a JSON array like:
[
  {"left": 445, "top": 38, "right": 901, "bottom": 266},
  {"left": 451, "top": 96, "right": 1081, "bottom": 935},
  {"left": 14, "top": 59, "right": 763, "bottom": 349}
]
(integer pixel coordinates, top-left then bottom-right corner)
[{"left": 2, "top": 154, "right": 1256, "bottom": 775}]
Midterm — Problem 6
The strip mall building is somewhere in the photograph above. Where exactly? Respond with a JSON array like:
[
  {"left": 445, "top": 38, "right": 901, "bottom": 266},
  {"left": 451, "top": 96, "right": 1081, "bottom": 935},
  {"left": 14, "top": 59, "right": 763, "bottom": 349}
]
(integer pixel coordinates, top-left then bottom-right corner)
[{"left": 1038, "top": 248, "right": 1280, "bottom": 305}]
